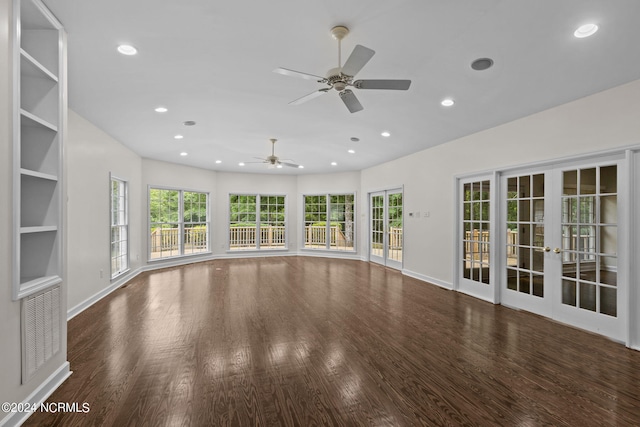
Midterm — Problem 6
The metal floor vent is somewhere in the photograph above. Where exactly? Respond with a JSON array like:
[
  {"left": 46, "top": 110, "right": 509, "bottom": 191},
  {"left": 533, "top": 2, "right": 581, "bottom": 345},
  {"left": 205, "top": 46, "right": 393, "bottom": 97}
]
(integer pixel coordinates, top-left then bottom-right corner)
[{"left": 22, "top": 286, "right": 61, "bottom": 383}]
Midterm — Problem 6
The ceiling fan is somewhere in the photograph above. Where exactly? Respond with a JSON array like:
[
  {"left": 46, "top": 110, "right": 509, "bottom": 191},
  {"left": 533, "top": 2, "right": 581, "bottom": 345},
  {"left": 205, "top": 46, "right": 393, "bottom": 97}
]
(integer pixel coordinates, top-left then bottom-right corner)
[
  {"left": 247, "top": 138, "right": 301, "bottom": 169},
  {"left": 274, "top": 25, "right": 411, "bottom": 113}
]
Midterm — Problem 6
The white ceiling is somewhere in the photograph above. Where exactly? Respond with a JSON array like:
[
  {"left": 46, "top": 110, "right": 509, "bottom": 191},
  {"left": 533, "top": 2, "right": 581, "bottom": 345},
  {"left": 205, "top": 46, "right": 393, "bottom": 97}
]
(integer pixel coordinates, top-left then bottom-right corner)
[{"left": 42, "top": 0, "right": 640, "bottom": 174}]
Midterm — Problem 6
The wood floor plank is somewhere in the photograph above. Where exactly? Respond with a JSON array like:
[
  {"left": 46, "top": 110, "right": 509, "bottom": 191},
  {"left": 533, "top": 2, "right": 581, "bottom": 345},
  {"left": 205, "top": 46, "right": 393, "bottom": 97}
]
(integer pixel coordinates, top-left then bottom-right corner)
[{"left": 24, "top": 257, "right": 640, "bottom": 426}]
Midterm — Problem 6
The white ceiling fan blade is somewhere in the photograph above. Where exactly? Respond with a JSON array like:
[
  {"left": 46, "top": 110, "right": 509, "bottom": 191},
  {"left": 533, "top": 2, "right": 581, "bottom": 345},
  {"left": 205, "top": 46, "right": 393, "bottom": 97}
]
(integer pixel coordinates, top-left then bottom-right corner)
[
  {"left": 289, "top": 88, "right": 330, "bottom": 105},
  {"left": 273, "top": 67, "right": 325, "bottom": 81},
  {"left": 281, "top": 162, "right": 300, "bottom": 168},
  {"left": 354, "top": 79, "right": 411, "bottom": 90},
  {"left": 341, "top": 45, "right": 375, "bottom": 77},
  {"left": 339, "top": 89, "right": 363, "bottom": 113}
]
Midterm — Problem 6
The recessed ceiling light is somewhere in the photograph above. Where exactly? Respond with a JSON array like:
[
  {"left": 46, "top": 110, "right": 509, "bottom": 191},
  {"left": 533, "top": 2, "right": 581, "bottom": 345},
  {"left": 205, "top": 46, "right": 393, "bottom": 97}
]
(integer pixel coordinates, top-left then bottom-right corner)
[
  {"left": 117, "top": 44, "right": 137, "bottom": 56},
  {"left": 471, "top": 58, "right": 494, "bottom": 71},
  {"left": 348, "top": 149, "right": 355, "bottom": 154},
  {"left": 154, "top": 107, "right": 168, "bottom": 113},
  {"left": 238, "top": 162, "right": 245, "bottom": 166},
  {"left": 331, "top": 162, "right": 337, "bottom": 166},
  {"left": 298, "top": 165, "right": 304, "bottom": 169},
  {"left": 215, "top": 160, "right": 222, "bottom": 164},
  {"left": 174, "top": 134, "right": 184, "bottom": 140},
  {"left": 276, "top": 164, "right": 283, "bottom": 169},
  {"left": 180, "top": 152, "right": 188, "bottom": 156},
  {"left": 381, "top": 131, "right": 391, "bottom": 137},
  {"left": 574, "top": 23, "right": 598, "bottom": 38},
  {"left": 441, "top": 98, "right": 455, "bottom": 107}
]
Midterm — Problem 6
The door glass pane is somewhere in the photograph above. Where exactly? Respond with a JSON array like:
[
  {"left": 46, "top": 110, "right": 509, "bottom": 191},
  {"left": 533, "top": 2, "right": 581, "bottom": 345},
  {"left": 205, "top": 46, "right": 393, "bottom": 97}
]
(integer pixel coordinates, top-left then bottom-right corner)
[
  {"left": 387, "top": 193, "right": 403, "bottom": 263},
  {"left": 600, "top": 166, "right": 617, "bottom": 193},
  {"left": 371, "top": 195, "right": 384, "bottom": 259},
  {"left": 505, "top": 173, "right": 543, "bottom": 298},
  {"left": 560, "top": 165, "right": 617, "bottom": 317},
  {"left": 462, "top": 180, "right": 490, "bottom": 285},
  {"left": 580, "top": 168, "right": 597, "bottom": 195},
  {"left": 563, "top": 170, "right": 577, "bottom": 195},
  {"left": 562, "top": 279, "right": 577, "bottom": 306}
]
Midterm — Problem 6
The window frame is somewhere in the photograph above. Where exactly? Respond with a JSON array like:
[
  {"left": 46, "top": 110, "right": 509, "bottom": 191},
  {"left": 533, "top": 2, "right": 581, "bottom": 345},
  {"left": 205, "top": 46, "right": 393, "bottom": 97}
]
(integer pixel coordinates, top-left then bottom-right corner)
[
  {"left": 302, "top": 192, "right": 356, "bottom": 252},
  {"left": 110, "top": 175, "right": 129, "bottom": 279},
  {"left": 148, "top": 186, "right": 211, "bottom": 261},
  {"left": 228, "top": 193, "right": 288, "bottom": 251}
]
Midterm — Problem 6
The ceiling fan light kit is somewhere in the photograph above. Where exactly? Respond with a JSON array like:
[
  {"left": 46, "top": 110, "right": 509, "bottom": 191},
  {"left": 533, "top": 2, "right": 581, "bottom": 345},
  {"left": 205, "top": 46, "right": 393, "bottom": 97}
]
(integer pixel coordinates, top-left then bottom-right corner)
[{"left": 274, "top": 25, "right": 411, "bottom": 113}]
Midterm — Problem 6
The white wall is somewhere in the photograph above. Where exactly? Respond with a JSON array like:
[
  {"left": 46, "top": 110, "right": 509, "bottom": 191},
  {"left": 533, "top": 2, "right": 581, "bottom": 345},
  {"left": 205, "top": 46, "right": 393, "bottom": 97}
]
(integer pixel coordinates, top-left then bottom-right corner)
[
  {"left": 361, "top": 79, "right": 640, "bottom": 286},
  {"left": 66, "top": 110, "right": 143, "bottom": 312}
]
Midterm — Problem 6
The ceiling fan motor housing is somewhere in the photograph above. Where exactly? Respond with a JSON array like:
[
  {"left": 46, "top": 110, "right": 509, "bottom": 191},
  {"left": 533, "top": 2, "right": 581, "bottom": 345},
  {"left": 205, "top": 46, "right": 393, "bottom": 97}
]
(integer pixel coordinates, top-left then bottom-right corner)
[{"left": 326, "top": 67, "right": 350, "bottom": 91}]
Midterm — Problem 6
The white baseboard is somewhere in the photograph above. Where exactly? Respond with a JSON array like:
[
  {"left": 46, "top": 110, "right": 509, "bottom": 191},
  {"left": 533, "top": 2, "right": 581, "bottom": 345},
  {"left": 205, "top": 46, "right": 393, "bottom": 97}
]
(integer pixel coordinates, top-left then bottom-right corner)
[
  {"left": 0, "top": 362, "right": 71, "bottom": 427},
  {"left": 402, "top": 269, "right": 453, "bottom": 290},
  {"left": 67, "top": 267, "right": 143, "bottom": 320}
]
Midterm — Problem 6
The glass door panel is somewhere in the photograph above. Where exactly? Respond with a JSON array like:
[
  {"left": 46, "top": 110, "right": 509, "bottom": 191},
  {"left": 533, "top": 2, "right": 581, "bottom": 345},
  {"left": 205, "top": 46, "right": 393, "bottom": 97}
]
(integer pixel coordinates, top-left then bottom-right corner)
[
  {"left": 559, "top": 165, "right": 617, "bottom": 317},
  {"left": 369, "top": 193, "right": 385, "bottom": 264},
  {"left": 461, "top": 179, "right": 491, "bottom": 287},
  {"left": 504, "top": 174, "right": 547, "bottom": 300},
  {"left": 387, "top": 192, "right": 403, "bottom": 266},
  {"left": 369, "top": 190, "right": 403, "bottom": 269}
]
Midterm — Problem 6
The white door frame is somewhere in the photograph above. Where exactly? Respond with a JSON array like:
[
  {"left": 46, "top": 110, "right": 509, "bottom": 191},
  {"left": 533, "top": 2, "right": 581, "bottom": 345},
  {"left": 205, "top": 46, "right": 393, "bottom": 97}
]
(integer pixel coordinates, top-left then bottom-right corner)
[
  {"left": 498, "top": 154, "right": 627, "bottom": 341},
  {"left": 454, "top": 173, "right": 498, "bottom": 303},
  {"left": 454, "top": 148, "right": 634, "bottom": 345},
  {"left": 368, "top": 188, "right": 403, "bottom": 270}
]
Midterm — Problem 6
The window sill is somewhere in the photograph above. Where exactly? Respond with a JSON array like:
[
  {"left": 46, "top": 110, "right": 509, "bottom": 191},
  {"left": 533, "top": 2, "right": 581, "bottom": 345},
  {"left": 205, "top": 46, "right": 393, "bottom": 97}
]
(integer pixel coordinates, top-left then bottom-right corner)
[
  {"left": 300, "top": 248, "right": 357, "bottom": 254},
  {"left": 110, "top": 268, "right": 131, "bottom": 281},
  {"left": 226, "top": 248, "right": 289, "bottom": 254},
  {"left": 148, "top": 251, "right": 212, "bottom": 263}
]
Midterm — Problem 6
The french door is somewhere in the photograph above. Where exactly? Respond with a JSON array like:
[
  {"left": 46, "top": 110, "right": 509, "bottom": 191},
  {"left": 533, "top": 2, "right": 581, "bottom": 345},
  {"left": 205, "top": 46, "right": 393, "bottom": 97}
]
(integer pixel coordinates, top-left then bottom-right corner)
[
  {"left": 458, "top": 177, "right": 495, "bottom": 301},
  {"left": 500, "top": 158, "right": 625, "bottom": 340},
  {"left": 369, "top": 189, "right": 403, "bottom": 269}
]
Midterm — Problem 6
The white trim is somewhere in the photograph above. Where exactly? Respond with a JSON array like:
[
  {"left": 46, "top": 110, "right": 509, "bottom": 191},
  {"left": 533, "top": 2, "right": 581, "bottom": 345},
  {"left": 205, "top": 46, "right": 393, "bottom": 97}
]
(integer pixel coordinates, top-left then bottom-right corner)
[
  {"left": 300, "top": 192, "right": 357, "bottom": 251},
  {"left": 147, "top": 186, "right": 211, "bottom": 260},
  {"left": 453, "top": 143, "right": 640, "bottom": 180},
  {"left": 67, "top": 267, "right": 143, "bottom": 320},
  {"left": 402, "top": 269, "right": 452, "bottom": 290},
  {"left": 0, "top": 362, "right": 71, "bottom": 427},
  {"left": 297, "top": 250, "right": 364, "bottom": 261}
]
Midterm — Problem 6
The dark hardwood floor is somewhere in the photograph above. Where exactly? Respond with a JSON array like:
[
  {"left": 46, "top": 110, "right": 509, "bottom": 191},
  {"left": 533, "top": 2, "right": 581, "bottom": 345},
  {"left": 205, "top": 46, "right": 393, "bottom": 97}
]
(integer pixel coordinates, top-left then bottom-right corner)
[{"left": 25, "top": 257, "right": 640, "bottom": 426}]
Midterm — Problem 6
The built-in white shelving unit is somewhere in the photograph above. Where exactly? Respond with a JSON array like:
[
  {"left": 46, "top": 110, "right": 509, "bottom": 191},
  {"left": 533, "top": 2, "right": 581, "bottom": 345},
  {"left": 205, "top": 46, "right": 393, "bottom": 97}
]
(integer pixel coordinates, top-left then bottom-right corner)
[{"left": 13, "top": 0, "right": 66, "bottom": 301}]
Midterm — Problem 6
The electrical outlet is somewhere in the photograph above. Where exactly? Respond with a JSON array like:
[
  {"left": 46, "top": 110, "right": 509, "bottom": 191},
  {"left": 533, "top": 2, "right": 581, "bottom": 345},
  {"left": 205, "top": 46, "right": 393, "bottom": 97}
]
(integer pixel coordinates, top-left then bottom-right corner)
[{"left": 424, "top": 211, "right": 431, "bottom": 218}]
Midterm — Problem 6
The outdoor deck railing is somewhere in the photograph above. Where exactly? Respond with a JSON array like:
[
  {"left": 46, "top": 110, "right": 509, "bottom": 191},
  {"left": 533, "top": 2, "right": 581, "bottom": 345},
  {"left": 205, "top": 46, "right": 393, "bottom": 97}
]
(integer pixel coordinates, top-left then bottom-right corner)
[{"left": 150, "top": 227, "right": 208, "bottom": 253}]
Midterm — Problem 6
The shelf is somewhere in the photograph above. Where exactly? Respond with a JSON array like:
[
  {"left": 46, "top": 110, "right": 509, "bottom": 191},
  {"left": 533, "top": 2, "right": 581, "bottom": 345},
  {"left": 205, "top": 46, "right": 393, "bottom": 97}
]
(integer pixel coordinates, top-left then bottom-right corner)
[
  {"left": 20, "top": 174, "right": 59, "bottom": 228},
  {"left": 20, "top": 168, "right": 57, "bottom": 181},
  {"left": 17, "top": 275, "right": 62, "bottom": 300},
  {"left": 13, "top": 0, "right": 65, "bottom": 305},
  {"left": 20, "top": 109, "right": 57, "bottom": 132},
  {"left": 20, "top": 225, "right": 57, "bottom": 234},
  {"left": 20, "top": 49, "right": 57, "bottom": 82},
  {"left": 20, "top": 120, "right": 59, "bottom": 175}
]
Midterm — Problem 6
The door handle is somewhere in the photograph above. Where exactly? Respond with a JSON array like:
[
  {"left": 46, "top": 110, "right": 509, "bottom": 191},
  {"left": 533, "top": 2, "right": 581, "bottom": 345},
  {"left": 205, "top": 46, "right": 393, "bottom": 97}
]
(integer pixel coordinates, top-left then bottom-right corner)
[
  {"left": 544, "top": 247, "right": 550, "bottom": 252},
  {"left": 553, "top": 248, "right": 561, "bottom": 254}
]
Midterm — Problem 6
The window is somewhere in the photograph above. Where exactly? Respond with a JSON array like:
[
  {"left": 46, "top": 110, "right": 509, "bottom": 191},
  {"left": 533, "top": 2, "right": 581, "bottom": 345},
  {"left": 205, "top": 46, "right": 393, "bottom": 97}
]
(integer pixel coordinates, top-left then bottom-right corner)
[
  {"left": 110, "top": 177, "right": 129, "bottom": 278},
  {"left": 229, "top": 194, "right": 286, "bottom": 250},
  {"left": 149, "top": 187, "right": 209, "bottom": 260},
  {"left": 303, "top": 194, "right": 355, "bottom": 251}
]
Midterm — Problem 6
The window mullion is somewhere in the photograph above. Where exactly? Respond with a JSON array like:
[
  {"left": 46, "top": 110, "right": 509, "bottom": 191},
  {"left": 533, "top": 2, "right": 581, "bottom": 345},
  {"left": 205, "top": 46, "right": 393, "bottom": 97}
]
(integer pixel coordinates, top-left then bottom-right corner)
[{"left": 326, "top": 195, "right": 331, "bottom": 250}]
